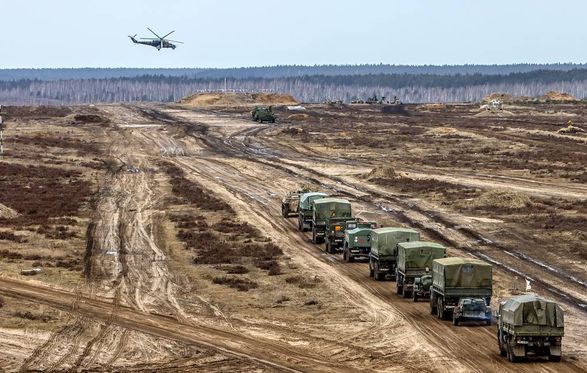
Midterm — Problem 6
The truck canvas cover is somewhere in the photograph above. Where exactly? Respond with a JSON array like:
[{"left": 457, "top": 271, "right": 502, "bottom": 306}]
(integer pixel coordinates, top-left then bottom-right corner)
[
  {"left": 432, "top": 257, "right": 492, "bottom": 290},
  {"left": 299, "top": 192, "right": 328, "bottom": 210},
  {"left": 313, "top": 198, "right": 352, "bottom": 220},
  {"left": 370, "top": 228, "right": 420, "bottom": 257},
  {"left": 397, "top": 241, "right": 446, "bottom": 272},
  {"left": 501, "top": 295, "right": 564, "bottom": 328}
]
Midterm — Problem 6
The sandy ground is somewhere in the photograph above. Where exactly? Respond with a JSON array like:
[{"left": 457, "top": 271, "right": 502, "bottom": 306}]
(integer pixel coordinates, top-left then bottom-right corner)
[{"left": 0, "top": 102, "right": 585, "bottom": 372}]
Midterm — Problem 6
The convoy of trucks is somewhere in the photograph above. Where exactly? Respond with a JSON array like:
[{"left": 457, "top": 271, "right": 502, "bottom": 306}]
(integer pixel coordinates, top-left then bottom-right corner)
[{"left": 282, "top": 189, "right": 565, "bottom": 363}]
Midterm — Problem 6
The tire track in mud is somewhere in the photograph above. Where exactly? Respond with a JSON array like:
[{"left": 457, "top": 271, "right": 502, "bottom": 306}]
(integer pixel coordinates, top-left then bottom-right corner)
[
  {"left": 0, "top": 277, "right": 360, "bottom": 373},
  {"left": 19, "top": 125, "right": 191, "bottom": 371}
]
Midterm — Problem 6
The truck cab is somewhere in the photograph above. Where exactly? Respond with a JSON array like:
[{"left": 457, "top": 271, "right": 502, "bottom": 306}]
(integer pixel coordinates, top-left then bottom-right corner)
[{"left": 342, "top": 221, "right": 377, "bottom": 262}]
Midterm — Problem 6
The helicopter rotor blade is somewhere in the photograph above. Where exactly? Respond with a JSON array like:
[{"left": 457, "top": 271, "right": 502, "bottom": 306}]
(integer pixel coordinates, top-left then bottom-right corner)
[
  {"left": 166, "top": 40, "right": 184, "bottom": 44},
  {"left": 160, "top": 30, "right": 175, "bottom": 40},
  {"left": 147, "top": 27, "right": 162, "bottom": 40},
  {"left": 140, "top": 38, "right": 160, "bottom": 40}
]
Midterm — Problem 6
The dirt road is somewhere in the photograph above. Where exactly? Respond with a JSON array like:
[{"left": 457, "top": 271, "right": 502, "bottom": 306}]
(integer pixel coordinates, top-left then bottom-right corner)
[{"left": 0, "top": 103, "right": 585, "bottom": 372}]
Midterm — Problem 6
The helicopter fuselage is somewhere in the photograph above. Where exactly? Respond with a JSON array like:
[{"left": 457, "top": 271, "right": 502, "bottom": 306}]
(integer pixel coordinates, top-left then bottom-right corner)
[{"left": 129, "top": 36, "right": 177, "bottom": 50}]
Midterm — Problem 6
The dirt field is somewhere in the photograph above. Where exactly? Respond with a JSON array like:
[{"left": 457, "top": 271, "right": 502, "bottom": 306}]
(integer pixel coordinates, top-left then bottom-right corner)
[{"left": 0, "top": 100, "right": 585, "bottom": 372}]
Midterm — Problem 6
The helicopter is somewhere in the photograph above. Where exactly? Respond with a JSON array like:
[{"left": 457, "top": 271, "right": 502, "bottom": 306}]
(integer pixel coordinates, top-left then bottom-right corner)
[{"left": 129, "top": 28, "right": 183, "bottom": 50}]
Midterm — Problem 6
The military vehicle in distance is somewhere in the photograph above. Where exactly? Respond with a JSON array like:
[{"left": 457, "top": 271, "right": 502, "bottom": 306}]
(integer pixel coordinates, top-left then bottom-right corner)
[
  {"left": 369, "top": 228, "right": 420, "bottom": 281},
  {"left": 430, "top": 257, "right": 492, "bottom": 320},
  {"left": 281, "top": 188, "right": 310, "bottom": 218},
  {"left": 298, "top": 192, "right": 328, "bottom": 231},
  {"left": 497, "top": 295, "right": 564, "bottom": 362},
  {"left": 311, "top": 198, "right": 352, "bottom": 245},
  {"left": 396, "top": 241, "right": 446, "bottom": 299},
  {"left": 342, "top": 221, "right": 377, "bottom": 262},
  {"left": 251, "top": 106, "right": 276, "bottom": 123},
  {"left": 453, "top": 297, "right": 492, "bottom": 326}
]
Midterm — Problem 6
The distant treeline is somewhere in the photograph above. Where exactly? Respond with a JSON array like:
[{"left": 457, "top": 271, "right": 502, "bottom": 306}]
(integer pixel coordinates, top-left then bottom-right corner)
[
  {"left": 1, "top": 63, "right": 587, "bottom": 81},
  {"left": 1, "top": 66, "right": 587, "bottom": 104}
]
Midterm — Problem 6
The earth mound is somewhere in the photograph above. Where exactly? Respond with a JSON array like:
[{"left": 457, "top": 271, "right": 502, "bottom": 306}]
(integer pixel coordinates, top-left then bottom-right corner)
[
  {"left": 540, "top": 91, "right": 577, "bottom": 102},
  {"left": 180, "top": 92, "right": 299, "bottom": 107}
]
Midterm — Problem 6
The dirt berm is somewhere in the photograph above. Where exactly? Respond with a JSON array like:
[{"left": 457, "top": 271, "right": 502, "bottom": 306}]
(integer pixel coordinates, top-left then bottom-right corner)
[{"left": 180, "top": 92, "right": 299, "bottom": 107}]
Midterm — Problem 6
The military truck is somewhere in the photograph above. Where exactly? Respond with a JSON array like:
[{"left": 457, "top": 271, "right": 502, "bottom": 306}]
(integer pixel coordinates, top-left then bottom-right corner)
[
  {"left": 251, "top": 106, "right": 276, "bottom": 123},
  {"left": 453, "top": 297, "right": 492, "bottom": 326},
  {"left": 311, "top": 198, "right": 352, "bottom": 245},
  {"left": 430, "top": 258, "right": 492, "bottom": 320},
  {"left": 396, "top": 241, "right": 446, "bottom": 299},
  {"left": 324, "top": 218, "right": 352, "bottom": 254},
  {"left": 369, "top": 228, "right": 420, "bottom": 281},
  {"left": 342, "top": 221, "right": 377, "bottom": 262},
  {"left": 297, "top": 192, "right": 328, "bottom": 231},
  {"left": 497, "top": 295, "right": 564, "bottom": 362},
  {"left": 281, "top": 188, "right": 311, "bottom": 218}
]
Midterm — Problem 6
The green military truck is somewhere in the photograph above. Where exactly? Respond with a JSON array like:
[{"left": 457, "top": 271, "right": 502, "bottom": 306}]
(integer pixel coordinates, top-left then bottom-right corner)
[
  {"left": 251, "top": 106, "right": 276, "bottom": 123},
  {"left": 311, "top": 198, "right": 352, "bottom": 245},
  {"left": 396, "top": 241, "right": 446, "bottom": 299},
  {"left": 369, "top": 228, "right": 420, "bottom": 281},
  {"left": 342, "top": 221, "right": 377, "bottom": 262},
  {"left": 430, "top": 257, "right": 492, "bottom": 320},
  {"left": 497, "top": 295, "right": 564, "bottom": 362},
  {"left": 298, "top": 192, "right": 328, "bottom": 231}
]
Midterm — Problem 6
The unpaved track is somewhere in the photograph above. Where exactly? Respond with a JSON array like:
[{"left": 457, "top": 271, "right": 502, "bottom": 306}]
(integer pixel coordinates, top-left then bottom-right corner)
[
  {"left": 0, "top": 269, "right": 356, "bottom": 372},
  {"left": 157, "top": 107, "right": 585, "bottom": 372},
  {"left": 177, "top": 110, "right": 587, "bottom": 313},
  {"left": 2, "top": 104, "right": 584, "bottom": 372}
]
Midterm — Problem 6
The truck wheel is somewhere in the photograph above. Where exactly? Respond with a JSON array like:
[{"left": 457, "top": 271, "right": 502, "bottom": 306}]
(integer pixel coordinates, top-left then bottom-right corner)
[
  {"left": 282, "top": 206, "right": 287, "bottom": 218},
  {"left": 374, "top": 262, "right": 385, "bottom": 281},
  {"left": 402, "top": 287, "right": 410, "bottom": 299},
  {"left": 548, "top": 355, "right": 561, "bottom": 362},
  {"left": 430, "top": 296, "right": 437, "bottom": 315},
  {"left": 369, "top": 260, "right": 374, "bottom": 277},
  {"left": 437, "top": 298, "right": 446, "bottom": 320},
  {"left": 506, "top": 344, "right": 515, "bottom": 362},
  {"left": 498, "top": 332, "right": 506, "bottom": 356}
]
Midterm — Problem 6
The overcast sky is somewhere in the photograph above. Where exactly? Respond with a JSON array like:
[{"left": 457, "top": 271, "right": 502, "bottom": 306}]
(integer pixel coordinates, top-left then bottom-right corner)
[{"left": 3, "top": 0, "right": 585, "bottom": 68}]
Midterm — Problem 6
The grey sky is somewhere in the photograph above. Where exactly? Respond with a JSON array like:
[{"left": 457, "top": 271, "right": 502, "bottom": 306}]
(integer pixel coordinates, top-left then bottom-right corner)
[{"left": 3, "top": 0, "right": 585, "bottom": 68}]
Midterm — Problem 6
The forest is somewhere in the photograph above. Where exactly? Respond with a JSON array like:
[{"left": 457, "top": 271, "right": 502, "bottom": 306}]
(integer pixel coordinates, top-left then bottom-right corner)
[{"left": 1, "top": 64, "right": 586, "bottom": 104}]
